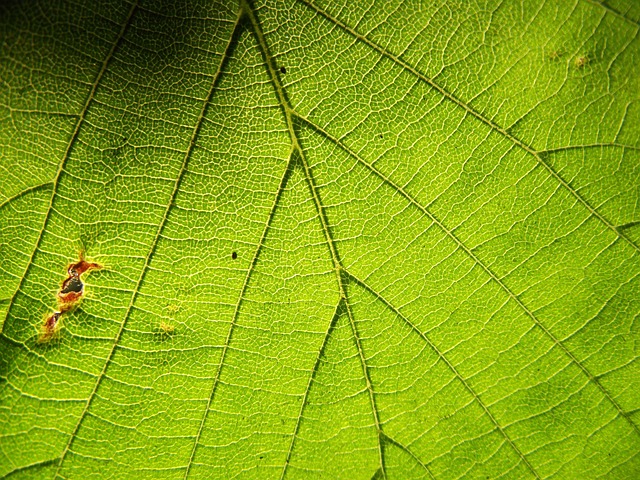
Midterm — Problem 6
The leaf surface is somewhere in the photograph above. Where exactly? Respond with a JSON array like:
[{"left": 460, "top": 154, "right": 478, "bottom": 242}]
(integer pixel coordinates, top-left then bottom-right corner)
[{"left": 1, "top": 0, "right": 639, "bottom": 478}]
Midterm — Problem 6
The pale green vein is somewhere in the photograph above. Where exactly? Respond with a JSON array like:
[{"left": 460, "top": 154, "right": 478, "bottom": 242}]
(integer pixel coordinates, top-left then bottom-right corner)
[
  {"left": 4, "top": 110, "right": 78, "bottom": 118},
  {"left": 346, "top": 271, "right": 538, "bottom": 479},
  {"left": 52, "top": 5, "right": 239, "bottom": 476},
  {"left": 379, "top": 431, "right": 436, "bottom": 480},
  {"left": 179, "top": 16, "right": 293, "bottom": 475},
  {"left": 583, "top": 0, "right": 640, "bottom": 27},
  {"left": 244, "top": 0, "right": 386, "bottom": 475},
  {"left": 0, "top": 182, "right": 53, "bottom": 213},
  {"left": 539, "top": 143, "right": 640, "bottom": 154},
  {"left": 295, "top": 0, "right": 640, "bottom": 254},
  {"left": 0, "top": 0, "right": 140, "bottom": 335},
  {"left": 3, "top": 458, "right": 58, "bottom": 479},
  {"left": 0, "top": 333, "right": 99, "bottom": 380},
  {"left": 183, "top": 150, "right": 294, "bottom": 479},
  {"left": 280, "top": 299, "right": 342, "bottom": 480},
  {"left": 292, "top": 111, "right": 640, "bottom": 440},
  {"left": 342, "top": 277, "right": 387, "bottom": 479},
  {"left": 618, "top": 220, "right": 640, "bottom": 232}
]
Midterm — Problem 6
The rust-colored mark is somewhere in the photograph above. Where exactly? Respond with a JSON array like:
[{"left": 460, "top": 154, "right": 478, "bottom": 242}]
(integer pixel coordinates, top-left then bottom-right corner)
[
  {"left": 40, "top": 252, "right": 103, "bottom": 342},
  {"left": 67, "top": 257, "right": 102, "bottom": 277},
  {"left": 39, "top": 312, "right": 62, "bottom": 343},
  {"left": 57, "top": 252, "right": 102, "bottom": 306}
]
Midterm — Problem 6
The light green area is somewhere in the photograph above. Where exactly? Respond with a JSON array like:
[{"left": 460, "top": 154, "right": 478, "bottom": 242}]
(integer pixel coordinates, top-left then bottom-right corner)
[{"left": 0, "top": 0, "right": 639, "bottom": 478}]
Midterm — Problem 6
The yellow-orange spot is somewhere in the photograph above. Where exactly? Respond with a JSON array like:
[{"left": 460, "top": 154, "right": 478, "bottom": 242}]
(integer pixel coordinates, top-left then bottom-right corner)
[
  {"left": 159, "top": 321, "right": 175, "bottom": 335},
  {"left": 574, "top": 56, "right": 588, "bottom": 68}
]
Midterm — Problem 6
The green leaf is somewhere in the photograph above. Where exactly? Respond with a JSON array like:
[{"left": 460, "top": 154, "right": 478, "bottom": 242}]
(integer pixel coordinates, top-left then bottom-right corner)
[{"left": 1, "top": 0, "right": 639, "bottom": 478}]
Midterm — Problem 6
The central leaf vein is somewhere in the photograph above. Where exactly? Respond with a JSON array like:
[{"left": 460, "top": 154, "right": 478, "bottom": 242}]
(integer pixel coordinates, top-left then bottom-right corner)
[{"left": 244, "top": 0, "right": 388, "bottom": 476}]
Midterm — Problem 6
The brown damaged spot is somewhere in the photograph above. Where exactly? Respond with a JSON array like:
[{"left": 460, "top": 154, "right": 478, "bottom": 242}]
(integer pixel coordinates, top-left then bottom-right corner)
[
  {"left": 60, "top": 275, "right": 83, "bottom": 294},
  {"left": 40, "top": 252, "right": 103, "bottom": 342},
  {"left": 57, "top": 253, "right": 102, "bottom": 306},
  {"left": 67, "top": 257, "right": 102, "bottom": 277},
  {"left": 39, "top": 312, "right": 62, "bottom": 343},
  {"left": 58, "top": 275, "right": 84, "bottom": 305}
]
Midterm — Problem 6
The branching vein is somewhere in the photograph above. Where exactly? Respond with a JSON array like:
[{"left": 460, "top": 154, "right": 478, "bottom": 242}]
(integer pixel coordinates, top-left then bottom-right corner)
[{"left": 295, "top": 0, "right": 640, "bottom": 254}]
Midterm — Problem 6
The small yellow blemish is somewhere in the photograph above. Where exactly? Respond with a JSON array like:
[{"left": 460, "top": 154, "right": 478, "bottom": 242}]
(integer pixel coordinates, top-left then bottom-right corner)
[
  {"left": 159, "top": 321, "right": 175, "bottom": 335},
  {"left": 548, "top": 50, "right": 563, "bottom": 60},
  {"left": 166, "top": 304, "right": 180, "bottom": 314},
  {"left": 574, "top": 56, "right": 588, "bottom": 69}
]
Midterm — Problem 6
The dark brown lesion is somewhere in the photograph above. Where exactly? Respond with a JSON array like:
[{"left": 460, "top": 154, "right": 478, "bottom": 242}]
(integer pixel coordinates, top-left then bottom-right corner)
[
  {"left": 58, "top": 252, "right": 102, "bottom": 304},
  {"left": 60, "top": 275, "right": 84, "bottom": 294},
  {"left": 40, "top": 252, "right": 103, "bottom": 342},
  {"left": 57, "top": 252, "right": 102, "bottom": 307}
]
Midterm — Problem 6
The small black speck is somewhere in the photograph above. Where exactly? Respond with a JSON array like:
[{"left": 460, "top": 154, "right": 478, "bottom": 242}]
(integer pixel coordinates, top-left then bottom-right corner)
[
  {"left": 280, "top": 66, "right": 286, "bottom": 74},
  {"left": 379, "top": 134, "right": 383, "bottom": 139},
  {"left": 232, "top": 251, "right": 238, "bottom": 260},
  {"left": 259, "top": 456, "right": 263, "bottom": 460}
]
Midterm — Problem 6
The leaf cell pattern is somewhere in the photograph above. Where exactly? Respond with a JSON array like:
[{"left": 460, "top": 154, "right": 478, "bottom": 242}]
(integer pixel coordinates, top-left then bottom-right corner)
[{"left": 1, "top": 0, "right": 639, "bottom": 478}]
